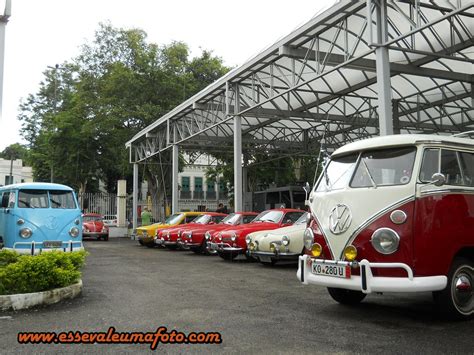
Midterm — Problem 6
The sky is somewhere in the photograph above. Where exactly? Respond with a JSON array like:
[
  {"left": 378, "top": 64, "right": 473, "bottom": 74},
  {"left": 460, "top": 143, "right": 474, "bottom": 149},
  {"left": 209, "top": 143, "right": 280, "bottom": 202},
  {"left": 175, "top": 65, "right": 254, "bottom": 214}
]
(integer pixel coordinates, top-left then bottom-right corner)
[{"left": 0, "top": 0, "right": 336, "bottom": 151}]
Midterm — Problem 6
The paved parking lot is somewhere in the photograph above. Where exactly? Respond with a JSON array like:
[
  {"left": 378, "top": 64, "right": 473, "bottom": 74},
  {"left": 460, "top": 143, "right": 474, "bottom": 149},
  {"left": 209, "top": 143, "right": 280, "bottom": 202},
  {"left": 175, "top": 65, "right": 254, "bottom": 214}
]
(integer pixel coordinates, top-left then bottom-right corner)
[{"left": 0, "top": 238, "right": 472, "bottom": 354}]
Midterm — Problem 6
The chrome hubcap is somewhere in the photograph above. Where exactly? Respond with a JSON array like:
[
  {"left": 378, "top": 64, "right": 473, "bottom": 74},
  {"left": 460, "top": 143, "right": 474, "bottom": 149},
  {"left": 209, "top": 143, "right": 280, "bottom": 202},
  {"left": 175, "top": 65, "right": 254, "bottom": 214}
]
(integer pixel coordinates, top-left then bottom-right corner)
[{"left": 452, "top": 266, "right": 473, "bottom": 315}]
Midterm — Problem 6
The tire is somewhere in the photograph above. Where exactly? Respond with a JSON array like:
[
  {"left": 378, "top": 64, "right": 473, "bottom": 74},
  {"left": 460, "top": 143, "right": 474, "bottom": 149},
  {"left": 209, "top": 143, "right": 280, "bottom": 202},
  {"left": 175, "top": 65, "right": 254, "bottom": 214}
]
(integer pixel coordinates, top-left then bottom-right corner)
[
  {"left": 433, "top": 257, "right": 473, "bottom": 320},
  {"left": 138, "top": 240, "right": 144, "bottom": 246},
  {"left": 327, "top": 287, "right": 366, "bottom": 305}
]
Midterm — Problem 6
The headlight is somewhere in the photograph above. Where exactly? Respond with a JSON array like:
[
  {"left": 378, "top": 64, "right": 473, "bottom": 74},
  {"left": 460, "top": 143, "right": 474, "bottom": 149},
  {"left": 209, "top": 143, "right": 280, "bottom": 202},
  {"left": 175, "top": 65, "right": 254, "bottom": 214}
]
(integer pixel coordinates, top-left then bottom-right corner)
[
  {"left": 303, "top": 228, "right": 314, "bottom": 250},
  {"left": 270, "top": 243, "right": 279, "bottom": 254},
  {"left": 231, "top": 233, "right": 237, "bottom": 242},
  {"left": 69, "top": 227, "right": 80, "bottom": 238},
  {"left": 205, "top": 232, "right": 211, "bottom": 240},
  {"left": 142, "top": 231, "right": 148, "bottom": 237},
  {"left": 371, "top": 228, "right": 400, "bottom": 255},
  {"left": 178, "top": 230, "right": 182, "bottom": 237},
  {"left": 245, "top": 235, "right": 252, "bottom": 245},
  {"left": 306, "top": 213, "right": 311, "bottom": 226},
  {"left": 282, "top": 235, "right": 290, "bottom": 246},
  {"left": 187, "top": 231, "right": 192, "bottom": 238},
  {"left": 19, "top": 228, "right": 33, "bottom": 239}
]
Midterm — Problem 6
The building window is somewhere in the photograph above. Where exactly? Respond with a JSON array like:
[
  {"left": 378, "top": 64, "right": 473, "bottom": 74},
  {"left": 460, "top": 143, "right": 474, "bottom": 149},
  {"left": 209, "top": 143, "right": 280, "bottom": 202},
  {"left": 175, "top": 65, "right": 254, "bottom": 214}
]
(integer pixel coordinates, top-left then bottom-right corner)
[
  {"left": 181, "top": 176, "right": 190, "bottom": 199},
  {"left": 194, "top": 177, "right": 203, "bottom": 199}
]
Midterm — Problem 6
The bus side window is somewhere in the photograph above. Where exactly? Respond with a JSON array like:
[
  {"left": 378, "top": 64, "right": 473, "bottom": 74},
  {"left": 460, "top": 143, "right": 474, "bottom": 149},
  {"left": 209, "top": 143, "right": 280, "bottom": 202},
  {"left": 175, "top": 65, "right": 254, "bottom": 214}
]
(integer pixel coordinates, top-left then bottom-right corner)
[
  {"left": 0, "top": 192, "right": 8, "bottom": 208},
  {"left": 441, "top": 150, "right": 462, "bottom": 185},
  {"left": 458, "top": 151, "right": 474, "bottom": 187},
  {"left": 420, "top": 148, "right": 439, "bottom": 182}
]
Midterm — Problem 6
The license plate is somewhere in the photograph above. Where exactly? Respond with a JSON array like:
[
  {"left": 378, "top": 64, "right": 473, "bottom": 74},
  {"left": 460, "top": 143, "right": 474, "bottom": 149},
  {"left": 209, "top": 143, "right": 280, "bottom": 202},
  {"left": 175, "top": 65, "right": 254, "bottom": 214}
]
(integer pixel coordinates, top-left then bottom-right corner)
[
  {"left": 43, "top": 241, "right": 63, "bottom": 248},
  {"left": 312, "top": 261, "right": 351, "bottom": 279},
  {"left": 259, "top": 256, "right": 272, "bottom": 263}
]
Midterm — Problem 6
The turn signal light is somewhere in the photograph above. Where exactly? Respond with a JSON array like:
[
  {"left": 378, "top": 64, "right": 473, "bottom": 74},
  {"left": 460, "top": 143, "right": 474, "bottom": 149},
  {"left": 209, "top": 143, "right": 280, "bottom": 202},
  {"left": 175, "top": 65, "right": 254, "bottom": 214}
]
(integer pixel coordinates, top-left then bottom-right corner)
[
  {"left": 344, "top": 245, "right": 357, "bottom": 261},
  {"left": 311, "top": 243, "right": 322, "bottom": 257}
]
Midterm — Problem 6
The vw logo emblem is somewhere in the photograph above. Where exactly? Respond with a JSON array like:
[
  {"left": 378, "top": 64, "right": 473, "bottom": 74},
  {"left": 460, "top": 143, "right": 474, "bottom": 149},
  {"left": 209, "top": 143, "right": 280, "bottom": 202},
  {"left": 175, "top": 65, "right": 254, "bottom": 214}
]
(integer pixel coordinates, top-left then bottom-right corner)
[
  {"left": 45, "top": 216, "right": 58, "bottom": 230},
  {"left": 329, "top": 204, "right": 352, "bottom": 235}
]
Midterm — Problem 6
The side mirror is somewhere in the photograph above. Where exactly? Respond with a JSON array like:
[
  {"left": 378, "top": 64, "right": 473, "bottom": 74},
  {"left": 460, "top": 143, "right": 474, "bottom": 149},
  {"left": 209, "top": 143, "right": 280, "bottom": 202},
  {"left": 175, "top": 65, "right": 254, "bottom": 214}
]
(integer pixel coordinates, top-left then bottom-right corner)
[
  {"left": 303, "top": 182, "right": 311, "bottom": 206},
  {"left": 431, "top": 173, "right": 446, "bottom": 187}
]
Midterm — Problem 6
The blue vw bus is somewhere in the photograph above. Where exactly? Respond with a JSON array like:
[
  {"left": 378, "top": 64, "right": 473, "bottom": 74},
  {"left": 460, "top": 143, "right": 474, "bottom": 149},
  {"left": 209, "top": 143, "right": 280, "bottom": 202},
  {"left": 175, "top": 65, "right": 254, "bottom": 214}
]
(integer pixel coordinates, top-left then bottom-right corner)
[{"left": 0, "top": 182, "right": 83, "bottom": 254}]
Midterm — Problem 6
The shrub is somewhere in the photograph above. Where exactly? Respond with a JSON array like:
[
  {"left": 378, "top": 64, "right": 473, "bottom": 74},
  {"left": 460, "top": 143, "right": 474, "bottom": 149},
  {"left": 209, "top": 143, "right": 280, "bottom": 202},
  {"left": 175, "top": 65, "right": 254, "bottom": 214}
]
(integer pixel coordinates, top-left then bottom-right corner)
[{"left": 0, "top": 250, "right": 88, "bottom": 295}]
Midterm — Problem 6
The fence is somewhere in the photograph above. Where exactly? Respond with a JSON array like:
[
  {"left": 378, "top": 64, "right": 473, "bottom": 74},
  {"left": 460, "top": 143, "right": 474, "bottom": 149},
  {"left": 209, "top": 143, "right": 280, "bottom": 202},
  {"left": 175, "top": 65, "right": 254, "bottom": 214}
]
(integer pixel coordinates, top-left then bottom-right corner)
[{"left": 79, "top": 192, "right": 230, "bottom": 226}]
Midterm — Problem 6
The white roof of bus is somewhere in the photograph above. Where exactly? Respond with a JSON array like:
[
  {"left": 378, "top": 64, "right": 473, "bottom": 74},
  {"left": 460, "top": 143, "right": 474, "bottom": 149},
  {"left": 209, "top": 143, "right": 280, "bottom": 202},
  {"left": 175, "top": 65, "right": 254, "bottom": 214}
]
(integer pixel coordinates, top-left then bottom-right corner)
[{"left": 332, "top": 134, "right": 474, "bottom": 157}]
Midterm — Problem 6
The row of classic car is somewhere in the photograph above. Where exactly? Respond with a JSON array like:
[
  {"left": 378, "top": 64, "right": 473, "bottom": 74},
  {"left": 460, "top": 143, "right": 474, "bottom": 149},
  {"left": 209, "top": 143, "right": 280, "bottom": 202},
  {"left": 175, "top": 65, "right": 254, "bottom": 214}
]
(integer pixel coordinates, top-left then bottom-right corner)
[
  {"left": 134, "top": 134, "right": 474, "bottom": 321},
  {"left": 136, "top": 208, "right": 308, "bottom": 264}
]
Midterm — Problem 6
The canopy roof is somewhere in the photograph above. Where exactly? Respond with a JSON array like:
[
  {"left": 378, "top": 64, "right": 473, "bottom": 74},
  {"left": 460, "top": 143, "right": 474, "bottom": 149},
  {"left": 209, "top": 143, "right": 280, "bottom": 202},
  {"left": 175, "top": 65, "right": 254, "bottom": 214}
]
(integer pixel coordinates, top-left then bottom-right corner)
[{"left": 126, "top": 0, "right": 473, "bottom": 164}]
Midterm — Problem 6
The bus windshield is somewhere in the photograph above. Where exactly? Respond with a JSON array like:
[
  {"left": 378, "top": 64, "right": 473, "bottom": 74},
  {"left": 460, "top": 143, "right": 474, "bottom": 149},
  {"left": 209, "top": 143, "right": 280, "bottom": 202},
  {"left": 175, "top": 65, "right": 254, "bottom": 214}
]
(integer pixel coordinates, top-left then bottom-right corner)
[{"left": 18, "top": 190, "right": 76, "bottom": 209}]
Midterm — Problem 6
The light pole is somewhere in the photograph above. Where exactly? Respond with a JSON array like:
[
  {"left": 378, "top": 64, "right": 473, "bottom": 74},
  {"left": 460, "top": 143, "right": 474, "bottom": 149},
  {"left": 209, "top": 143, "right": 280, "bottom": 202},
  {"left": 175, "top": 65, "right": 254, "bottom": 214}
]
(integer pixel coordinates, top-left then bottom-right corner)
[
  {"left": 0, "top": 0, "right": 11, "bottom": 118},
  {"left": 46, "top": 64, "right": 61, "bottom": 183}
]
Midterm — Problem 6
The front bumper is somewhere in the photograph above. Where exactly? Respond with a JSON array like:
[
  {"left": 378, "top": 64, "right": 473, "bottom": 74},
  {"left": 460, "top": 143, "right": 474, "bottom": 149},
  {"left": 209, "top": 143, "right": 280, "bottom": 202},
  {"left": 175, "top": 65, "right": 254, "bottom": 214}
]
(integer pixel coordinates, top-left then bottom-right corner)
[
  {"left": 83, "top": 232, "right": 108, "bottom": 237},
  {"left": 297, "top": 255, "right": 447, "bottom": 293},
  {"left": 207, "top": 242, "right": 243, "bottom": 253},
  {"left": 251, "top": 250, "right": 300, "bottom": 262},
  {"left": 10, "top": 241, "right": 84, "bottom": 255}
]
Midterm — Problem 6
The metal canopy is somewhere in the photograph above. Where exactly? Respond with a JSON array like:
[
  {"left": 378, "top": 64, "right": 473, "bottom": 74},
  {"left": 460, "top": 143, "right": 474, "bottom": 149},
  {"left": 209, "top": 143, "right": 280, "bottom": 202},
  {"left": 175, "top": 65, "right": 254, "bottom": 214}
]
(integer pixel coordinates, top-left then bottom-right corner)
[{"left": 126, "top": 0, "right": 473, "bottom": 163}]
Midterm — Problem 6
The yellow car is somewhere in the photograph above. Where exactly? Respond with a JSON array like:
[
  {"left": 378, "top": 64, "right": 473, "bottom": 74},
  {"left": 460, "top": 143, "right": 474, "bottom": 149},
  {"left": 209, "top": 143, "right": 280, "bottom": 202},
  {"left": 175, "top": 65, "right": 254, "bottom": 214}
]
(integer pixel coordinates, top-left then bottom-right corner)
[{"left": 136, "top": 211, "right": 204, "bottom": 247}]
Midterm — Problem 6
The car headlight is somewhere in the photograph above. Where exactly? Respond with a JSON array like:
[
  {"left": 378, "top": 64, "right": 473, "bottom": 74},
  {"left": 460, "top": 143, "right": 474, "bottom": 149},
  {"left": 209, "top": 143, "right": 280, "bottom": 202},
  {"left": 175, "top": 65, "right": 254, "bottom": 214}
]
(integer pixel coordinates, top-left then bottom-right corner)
[
  {"left": 306, "top": 213, "right": 311, "bottom": 226},
  {"left": 69, "top": 227, "right": 80, "bottom": 238},
  {"left": 248, "top": 241, "right": 258, "bottom": 251},
  {"left": 19, "top": 228, "right": 33, "bottom": 239},
  {"left": 311, "top": 243, "right": 322, "bottom": 257},
  {"left": 178, "top": 230, "right": 182, "bottom": 237},
  {"left": 270, "top": 243, "right": 279, "bottom": 254},
  {"left": 187, "top": 232, "right": 193, "bottom": 239},
  {"left": 142, "top": 231, "right": 148, "bottom": 237},
  {"left": 282, "top": 235, "right": 290, "bottom": 246},
  {"left": 303, "top": 228, "right": 314, "bottom": 250},
  {"left": 245, "top": 235, "right": 252, "bottom": 245},
  {"left": 205, "top": 232, "right": 211, "bottom": 240},
  {"left": 344, "top": 245, "right": 357, "bottom": 261},
  {"left": 371, "top": 228, "right": 400, "bottom": 255},
  {"left": 231, "top": 233, "right": 237, "bottom": 242}
]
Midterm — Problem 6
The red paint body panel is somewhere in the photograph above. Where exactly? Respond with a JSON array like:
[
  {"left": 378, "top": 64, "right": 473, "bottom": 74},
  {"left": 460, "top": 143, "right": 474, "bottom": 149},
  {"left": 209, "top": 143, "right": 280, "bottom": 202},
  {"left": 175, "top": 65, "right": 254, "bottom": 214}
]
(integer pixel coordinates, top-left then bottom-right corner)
[{"left": 413, "top": 193, "right": 474, "bottom": 276}]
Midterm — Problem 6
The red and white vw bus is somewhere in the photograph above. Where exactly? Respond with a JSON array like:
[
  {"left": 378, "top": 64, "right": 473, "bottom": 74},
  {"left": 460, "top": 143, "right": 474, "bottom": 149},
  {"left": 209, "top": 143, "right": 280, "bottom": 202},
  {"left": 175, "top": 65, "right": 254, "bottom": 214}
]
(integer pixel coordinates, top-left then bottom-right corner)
[{"left": 299, "top": 134, "right": 473, "bottom": 320}]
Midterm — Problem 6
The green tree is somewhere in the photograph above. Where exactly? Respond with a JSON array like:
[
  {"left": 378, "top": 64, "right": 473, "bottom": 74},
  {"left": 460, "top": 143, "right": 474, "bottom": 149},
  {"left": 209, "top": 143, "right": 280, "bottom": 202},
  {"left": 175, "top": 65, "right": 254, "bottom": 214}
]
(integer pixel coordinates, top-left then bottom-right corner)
[
  {"left": 0, "top": 144, "right": 30, "bottom": 166},
  {"left": 18, "top": 23, "right": 230, "bottom": 194}
]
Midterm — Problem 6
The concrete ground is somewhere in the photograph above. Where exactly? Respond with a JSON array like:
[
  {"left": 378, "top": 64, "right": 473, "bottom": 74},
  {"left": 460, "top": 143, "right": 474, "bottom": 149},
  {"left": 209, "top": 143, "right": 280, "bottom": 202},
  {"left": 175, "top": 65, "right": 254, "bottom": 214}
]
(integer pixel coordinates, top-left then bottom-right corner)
[{"left": 0, "top": 238, "right": 472, "bottom": 354}]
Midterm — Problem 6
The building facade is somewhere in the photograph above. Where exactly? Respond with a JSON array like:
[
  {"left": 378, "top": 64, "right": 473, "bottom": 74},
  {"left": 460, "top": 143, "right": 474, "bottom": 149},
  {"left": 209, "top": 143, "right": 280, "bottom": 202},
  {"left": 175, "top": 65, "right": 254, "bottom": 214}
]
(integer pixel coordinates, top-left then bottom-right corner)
[{"left": 0, "top": 159, "right": 33, "bottom": 186}]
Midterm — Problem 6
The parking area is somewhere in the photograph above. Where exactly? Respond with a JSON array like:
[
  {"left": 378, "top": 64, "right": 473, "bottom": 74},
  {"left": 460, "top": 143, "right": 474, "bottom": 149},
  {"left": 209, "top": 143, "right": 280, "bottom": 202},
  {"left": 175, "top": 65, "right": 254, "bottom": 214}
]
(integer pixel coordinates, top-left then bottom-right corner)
[{"left": 1, "top": 238, "right": 472, "bottom": 353}]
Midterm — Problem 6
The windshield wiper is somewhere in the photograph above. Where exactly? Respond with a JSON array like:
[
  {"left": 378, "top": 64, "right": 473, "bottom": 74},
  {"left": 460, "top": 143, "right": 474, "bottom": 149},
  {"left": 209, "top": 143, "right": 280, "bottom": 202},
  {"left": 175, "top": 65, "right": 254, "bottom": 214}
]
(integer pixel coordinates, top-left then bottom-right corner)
[{"left": 362, "top": 158, "right": 377, "bottom": 188}]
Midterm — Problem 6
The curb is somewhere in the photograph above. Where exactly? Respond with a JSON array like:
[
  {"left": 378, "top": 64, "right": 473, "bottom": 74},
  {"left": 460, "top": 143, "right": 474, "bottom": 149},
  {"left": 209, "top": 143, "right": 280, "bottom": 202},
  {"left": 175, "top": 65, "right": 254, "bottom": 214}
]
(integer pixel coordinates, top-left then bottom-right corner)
[{"left": 0, "top": 280, "right": 83, "bottom": 311}]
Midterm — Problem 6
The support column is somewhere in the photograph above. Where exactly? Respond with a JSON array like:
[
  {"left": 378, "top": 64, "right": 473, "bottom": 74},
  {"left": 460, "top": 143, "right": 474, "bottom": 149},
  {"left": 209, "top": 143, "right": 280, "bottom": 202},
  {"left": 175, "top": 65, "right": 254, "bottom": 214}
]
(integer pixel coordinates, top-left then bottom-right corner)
[
  {"left": 117, "top": 180, "right": 127, "bottom": 228},
  {"left": 375, "top": 0, "right": 393, "bottom": 136},
  {"left": 392, "top": 99, "right": 400, "bottom": 134},
  {"left": 172, "top": 144, "right": 179, "bottom": 214},
  {"left": 233, "top": 84, "right": 243, "bottom": 212},
  {"left": 132, "top": 163, "right": 139, "bottom": 232},
  {"left": 0, "top": 1, "right": 11, "bottom": 117}
]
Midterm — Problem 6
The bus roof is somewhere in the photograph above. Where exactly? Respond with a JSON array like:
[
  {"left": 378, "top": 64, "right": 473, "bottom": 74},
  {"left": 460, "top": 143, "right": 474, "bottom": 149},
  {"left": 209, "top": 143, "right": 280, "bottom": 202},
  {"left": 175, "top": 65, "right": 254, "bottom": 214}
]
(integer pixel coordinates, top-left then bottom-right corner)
[
  {"left": 332, "top": 134, "right": 474, "bottom": 157},
  {"left": 0, "top": 182, "right": 74, "bottom": 191}
]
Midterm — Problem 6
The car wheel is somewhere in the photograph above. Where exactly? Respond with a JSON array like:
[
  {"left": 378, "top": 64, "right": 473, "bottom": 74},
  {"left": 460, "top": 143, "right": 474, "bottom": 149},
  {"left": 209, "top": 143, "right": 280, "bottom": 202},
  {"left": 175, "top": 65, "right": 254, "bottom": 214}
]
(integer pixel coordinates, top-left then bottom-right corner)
[
  {"left": 433, "top": 257, "right": 473, "bottom": 320},
  {"left": 327, "top": 287, "right": 366, "bottom": 305},
  {"left": 138, "top": 240, "right": 144, "bottom": 246}
]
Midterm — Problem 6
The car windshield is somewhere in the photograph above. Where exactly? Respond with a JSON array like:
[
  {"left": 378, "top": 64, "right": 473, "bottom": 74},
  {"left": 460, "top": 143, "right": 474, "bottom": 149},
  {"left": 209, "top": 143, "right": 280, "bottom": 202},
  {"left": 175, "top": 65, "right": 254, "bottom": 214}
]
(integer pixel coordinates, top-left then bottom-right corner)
[
  {"left": 164, "top": 213, "right": 183, "bottom": 225},
  {"left": 222, "top": 213, "right": 241, "bottom": 225},
  {"left": 49, "top": 190, "right": 76, "bottom": 209},
  {"left": 193, "top": 215, "right": 211, "bottom": 224},
  {"left": 18, "top": 190, "right": 49, "bottom": 208},
  {"left": 350, "top": 147, "right": 416, "bottom": 188},
  {"left": 316, "top": 154, "right": 358, "bottom": 192},
  {"left": 83, "top": 215, "right": 103, "bottom": 222},
  {"left": 253, "top": 210, "right": 283, "bottom": 223},
  {"left": 295, "top": 212, "right": 309, "bottom": 225}
]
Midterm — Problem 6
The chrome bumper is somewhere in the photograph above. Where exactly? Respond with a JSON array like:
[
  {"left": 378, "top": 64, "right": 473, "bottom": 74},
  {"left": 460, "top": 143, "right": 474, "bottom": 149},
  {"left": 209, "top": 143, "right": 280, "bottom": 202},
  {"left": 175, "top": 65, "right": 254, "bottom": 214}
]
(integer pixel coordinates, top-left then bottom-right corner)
[
  {"left": 297, "top": 255, "right": 447, "bottom": 293},
  {"left": 11, "top": 241, "right": 84, "bottom": 255},
  {"left": 251, "top": 250, "right": 300, "bottom": 261},
  {"left": 207, "top": 242, "right": 243, "bottom": 253}
]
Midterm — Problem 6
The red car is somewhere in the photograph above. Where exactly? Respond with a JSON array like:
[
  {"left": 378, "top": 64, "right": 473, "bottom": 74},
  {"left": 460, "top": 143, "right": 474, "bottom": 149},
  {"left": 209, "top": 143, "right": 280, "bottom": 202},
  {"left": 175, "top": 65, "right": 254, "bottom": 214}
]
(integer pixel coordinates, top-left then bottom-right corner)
[
  {"left": 181, "top": 212, "right": 259, "bottom": 254},
  {"left": 82, "top": 213, "right": 109, "bottom": 241},
  {"left": 155, "top": 212, "right": 228, "bottom": 249},
  {"left": 208, "top": 208, "right": 305, "bottom": 260}
]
